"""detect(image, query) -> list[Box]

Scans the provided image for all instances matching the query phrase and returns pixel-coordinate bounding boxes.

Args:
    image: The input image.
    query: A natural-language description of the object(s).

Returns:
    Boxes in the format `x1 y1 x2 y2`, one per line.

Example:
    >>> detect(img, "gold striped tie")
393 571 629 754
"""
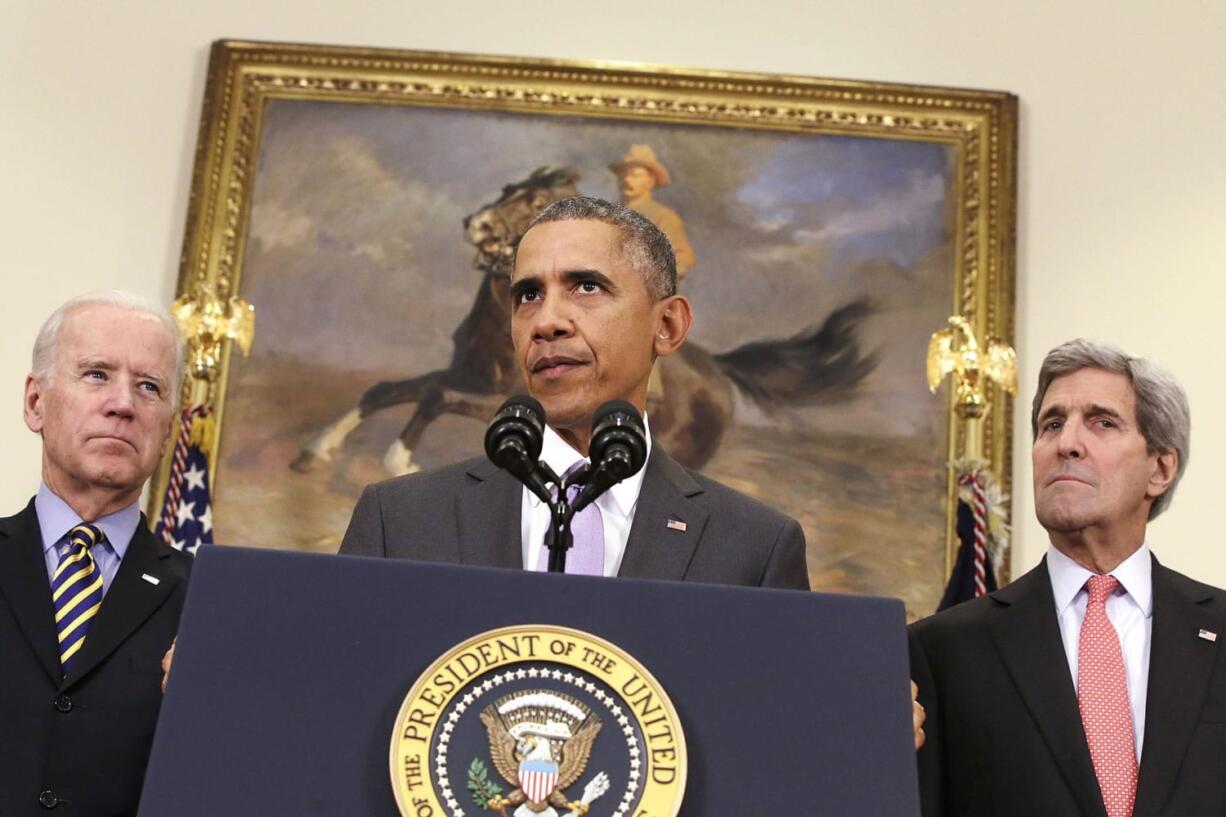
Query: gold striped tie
53 523 106 676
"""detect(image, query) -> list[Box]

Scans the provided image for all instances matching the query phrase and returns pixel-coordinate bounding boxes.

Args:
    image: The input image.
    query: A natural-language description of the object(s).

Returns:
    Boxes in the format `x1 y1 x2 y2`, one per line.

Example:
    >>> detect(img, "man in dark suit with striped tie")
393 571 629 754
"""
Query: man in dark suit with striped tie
0 291 193 816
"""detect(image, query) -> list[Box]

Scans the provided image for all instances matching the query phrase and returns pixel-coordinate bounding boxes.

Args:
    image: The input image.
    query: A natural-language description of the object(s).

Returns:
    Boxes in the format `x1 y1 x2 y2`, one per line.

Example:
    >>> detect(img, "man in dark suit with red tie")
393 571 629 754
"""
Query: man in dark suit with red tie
0 292 193 816
911 339 1226 817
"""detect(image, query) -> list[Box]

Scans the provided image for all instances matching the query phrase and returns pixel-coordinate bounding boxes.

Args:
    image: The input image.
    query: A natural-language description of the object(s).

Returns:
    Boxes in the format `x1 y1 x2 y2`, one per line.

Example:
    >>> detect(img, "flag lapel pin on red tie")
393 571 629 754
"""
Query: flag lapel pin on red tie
666 518 687 532
1198 629 1217 642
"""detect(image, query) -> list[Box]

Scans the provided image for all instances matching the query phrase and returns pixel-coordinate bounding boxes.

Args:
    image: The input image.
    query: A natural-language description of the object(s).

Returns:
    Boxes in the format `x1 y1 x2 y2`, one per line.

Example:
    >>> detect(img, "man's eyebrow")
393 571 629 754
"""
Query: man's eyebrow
135 370 169 386
1038 402 1125 424
562 268 617 291
509 269 617 300
1037 403 1066 425
508 275 541 302
75 359 168 385
1085 403 1125 422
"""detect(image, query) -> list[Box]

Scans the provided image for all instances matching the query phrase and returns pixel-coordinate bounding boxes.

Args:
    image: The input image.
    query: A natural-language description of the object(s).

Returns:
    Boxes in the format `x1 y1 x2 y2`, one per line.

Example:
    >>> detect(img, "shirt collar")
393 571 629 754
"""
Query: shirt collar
1047 540 1153 619
35 483 140 560
529 415 653 519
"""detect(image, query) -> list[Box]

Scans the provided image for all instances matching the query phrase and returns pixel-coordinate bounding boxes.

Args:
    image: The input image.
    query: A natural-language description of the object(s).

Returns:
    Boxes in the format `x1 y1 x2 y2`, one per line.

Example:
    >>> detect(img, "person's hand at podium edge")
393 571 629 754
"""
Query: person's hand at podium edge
161 638 176 693
912 680 926 749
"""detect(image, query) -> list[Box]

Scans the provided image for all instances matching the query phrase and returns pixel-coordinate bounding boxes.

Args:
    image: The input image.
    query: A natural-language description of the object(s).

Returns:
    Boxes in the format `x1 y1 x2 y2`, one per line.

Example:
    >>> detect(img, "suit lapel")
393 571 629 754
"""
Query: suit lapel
987 561 1108 817
455 460 523 569
1133 559 1220 817
0 501 63 684
63 522 179 688
618 447 708 582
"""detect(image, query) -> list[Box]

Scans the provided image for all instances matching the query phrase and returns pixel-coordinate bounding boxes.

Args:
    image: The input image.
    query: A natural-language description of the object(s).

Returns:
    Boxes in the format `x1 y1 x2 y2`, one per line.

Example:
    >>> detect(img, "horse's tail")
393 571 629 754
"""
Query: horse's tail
713 298 878 410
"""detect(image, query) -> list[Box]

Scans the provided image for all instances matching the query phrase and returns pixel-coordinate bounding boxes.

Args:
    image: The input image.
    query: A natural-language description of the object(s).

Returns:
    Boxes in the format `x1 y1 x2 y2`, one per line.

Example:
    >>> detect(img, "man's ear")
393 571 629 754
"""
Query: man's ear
23 375 45 434
653 295 693 359
1147 449 1178 500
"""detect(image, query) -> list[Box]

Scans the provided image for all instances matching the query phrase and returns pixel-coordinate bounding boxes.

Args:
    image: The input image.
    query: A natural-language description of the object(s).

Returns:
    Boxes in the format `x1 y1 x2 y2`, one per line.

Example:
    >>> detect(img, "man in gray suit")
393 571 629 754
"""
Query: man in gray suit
340 196 809 589
911 340 1225 816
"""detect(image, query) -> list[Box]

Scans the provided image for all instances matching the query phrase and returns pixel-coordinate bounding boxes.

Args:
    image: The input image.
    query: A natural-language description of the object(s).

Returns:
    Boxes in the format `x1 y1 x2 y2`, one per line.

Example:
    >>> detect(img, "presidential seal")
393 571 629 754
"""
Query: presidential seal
390 625 686 817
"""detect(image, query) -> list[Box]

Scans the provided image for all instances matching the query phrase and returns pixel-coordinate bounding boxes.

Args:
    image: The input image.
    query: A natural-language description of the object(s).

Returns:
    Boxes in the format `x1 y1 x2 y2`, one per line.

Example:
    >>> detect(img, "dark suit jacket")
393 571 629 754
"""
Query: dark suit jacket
340 445 810 590
0 500 193 817
909 557 1226 817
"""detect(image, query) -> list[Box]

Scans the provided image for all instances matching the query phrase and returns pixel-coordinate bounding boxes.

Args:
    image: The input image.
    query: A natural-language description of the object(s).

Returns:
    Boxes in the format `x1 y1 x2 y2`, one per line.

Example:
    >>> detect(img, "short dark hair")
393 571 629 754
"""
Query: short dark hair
522 196 677 299
1031 338 1190 520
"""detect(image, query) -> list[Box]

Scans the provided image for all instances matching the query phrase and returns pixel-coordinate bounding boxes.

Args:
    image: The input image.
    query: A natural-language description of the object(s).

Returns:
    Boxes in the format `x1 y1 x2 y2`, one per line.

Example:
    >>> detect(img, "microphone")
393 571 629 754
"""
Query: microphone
570 401 648 513
484 395 552 504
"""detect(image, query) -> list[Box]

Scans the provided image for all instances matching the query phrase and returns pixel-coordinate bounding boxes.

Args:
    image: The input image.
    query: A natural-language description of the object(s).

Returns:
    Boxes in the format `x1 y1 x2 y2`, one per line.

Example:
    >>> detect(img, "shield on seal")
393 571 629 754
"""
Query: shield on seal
519 758 559 804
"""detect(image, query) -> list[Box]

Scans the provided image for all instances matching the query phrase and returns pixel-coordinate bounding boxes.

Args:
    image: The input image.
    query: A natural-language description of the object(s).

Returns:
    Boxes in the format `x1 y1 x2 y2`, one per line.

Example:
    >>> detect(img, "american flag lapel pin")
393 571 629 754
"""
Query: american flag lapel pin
1198 629 1217 642
666 518 687 532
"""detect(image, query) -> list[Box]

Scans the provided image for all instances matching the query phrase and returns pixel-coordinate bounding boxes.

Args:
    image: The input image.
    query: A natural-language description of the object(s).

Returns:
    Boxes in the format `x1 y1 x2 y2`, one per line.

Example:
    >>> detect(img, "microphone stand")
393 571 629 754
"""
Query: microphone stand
543 463 590 574
544 501 574 573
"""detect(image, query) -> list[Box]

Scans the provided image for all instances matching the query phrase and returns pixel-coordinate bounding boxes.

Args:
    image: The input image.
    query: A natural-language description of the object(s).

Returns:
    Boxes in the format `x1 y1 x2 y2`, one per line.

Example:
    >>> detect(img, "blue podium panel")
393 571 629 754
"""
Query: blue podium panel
140 546 918 816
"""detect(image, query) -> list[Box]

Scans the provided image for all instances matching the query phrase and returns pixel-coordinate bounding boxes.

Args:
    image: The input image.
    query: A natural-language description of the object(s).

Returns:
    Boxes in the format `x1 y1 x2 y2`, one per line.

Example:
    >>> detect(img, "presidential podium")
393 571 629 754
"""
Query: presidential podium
139 546 920 816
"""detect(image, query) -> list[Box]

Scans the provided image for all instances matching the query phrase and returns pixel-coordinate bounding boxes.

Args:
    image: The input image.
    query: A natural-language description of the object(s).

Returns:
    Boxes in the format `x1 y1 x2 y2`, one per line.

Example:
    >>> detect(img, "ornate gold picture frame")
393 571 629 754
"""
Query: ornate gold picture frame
154 39 1017 616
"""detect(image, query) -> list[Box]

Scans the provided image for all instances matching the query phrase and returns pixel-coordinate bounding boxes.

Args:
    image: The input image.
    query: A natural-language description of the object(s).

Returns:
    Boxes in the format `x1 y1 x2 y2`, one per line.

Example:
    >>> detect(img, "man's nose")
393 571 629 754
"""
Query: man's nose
104 377 137 418
1055 422 1086 459
532 292 574 340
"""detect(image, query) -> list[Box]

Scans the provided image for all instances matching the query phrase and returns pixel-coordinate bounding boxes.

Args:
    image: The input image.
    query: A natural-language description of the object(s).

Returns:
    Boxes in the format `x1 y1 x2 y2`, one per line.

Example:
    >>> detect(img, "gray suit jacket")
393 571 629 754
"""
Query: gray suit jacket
910 557 1226 817
340 445 810 590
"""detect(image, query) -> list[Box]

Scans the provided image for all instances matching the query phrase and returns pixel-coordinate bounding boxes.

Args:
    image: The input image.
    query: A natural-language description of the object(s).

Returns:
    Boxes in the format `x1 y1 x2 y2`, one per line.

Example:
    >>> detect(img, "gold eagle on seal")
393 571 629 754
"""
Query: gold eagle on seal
479 690 606 816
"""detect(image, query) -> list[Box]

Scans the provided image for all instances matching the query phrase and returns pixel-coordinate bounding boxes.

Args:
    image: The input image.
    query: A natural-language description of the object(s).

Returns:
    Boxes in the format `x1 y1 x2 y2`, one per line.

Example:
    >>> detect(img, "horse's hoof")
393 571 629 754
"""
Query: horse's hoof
383 441 422 476
289 451 324 473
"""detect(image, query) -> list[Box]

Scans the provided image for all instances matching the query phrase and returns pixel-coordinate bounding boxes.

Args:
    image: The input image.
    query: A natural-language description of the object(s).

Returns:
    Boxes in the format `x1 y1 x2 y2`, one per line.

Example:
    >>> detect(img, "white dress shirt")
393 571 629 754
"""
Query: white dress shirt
520 419 651 577
1047 542 1153 759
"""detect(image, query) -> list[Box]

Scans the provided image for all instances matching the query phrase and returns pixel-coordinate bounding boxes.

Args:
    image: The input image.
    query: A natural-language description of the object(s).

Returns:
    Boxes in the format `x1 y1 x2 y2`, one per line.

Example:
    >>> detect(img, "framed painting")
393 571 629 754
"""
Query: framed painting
154 40 1017 617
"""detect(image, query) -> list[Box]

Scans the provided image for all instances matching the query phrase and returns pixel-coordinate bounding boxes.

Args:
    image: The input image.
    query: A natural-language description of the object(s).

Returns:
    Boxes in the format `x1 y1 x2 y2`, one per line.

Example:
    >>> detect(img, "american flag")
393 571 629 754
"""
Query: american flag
155 404 214 554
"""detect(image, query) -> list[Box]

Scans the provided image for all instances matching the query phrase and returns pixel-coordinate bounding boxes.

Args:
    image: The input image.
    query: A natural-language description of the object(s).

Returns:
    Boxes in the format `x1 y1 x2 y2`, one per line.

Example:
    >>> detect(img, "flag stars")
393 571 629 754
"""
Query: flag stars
175 500 197 527
182 463 207 492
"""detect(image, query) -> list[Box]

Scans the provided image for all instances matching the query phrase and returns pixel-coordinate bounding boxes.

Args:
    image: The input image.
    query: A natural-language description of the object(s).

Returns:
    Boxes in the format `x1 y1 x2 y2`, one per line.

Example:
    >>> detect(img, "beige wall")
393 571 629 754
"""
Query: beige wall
3 1 1223 587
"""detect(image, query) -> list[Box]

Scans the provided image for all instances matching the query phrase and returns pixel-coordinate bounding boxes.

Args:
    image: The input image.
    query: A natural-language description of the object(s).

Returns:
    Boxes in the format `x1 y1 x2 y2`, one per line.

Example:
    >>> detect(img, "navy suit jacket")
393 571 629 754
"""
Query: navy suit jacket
0 500 192 817
910 556 1226 817
339 445 810 590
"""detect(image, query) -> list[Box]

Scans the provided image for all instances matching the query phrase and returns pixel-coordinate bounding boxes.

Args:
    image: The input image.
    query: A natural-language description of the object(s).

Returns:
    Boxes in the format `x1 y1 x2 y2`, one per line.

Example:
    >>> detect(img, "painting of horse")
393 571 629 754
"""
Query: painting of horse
291 166 878 476
211 98 956 615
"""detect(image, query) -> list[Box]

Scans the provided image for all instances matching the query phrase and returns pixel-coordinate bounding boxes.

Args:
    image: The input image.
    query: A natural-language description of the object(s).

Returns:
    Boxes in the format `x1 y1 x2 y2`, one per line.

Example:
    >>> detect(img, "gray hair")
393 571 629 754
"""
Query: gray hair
32 290 186 397
1031 338 1190 519
522 196 677 300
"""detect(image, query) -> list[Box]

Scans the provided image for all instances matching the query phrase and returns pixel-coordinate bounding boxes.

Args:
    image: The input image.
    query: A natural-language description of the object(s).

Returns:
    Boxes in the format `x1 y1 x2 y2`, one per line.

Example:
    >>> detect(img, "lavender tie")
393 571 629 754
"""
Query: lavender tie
538 462 605 576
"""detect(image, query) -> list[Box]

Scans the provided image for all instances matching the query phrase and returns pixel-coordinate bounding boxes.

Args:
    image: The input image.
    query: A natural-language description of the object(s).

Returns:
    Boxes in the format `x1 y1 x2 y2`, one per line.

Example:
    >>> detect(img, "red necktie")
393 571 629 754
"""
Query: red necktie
1078 574 1137 817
